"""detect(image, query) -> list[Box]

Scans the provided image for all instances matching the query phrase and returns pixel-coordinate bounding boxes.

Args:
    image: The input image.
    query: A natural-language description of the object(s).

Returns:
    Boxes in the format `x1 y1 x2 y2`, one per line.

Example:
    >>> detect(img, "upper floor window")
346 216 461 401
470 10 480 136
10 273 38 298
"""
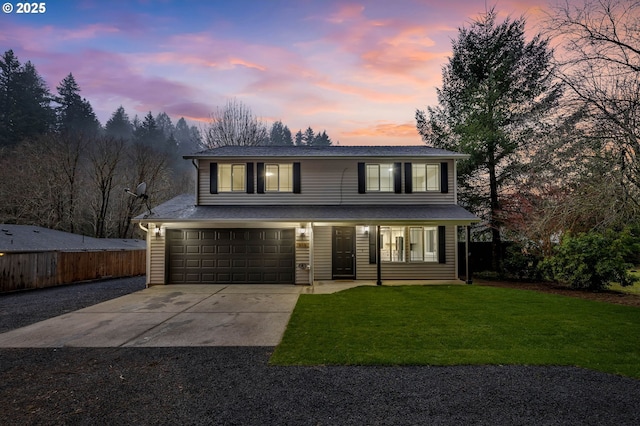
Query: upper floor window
366 163 394 192
265 163 293 192
358 162 401 194
218 164 246 192
412 164 440 192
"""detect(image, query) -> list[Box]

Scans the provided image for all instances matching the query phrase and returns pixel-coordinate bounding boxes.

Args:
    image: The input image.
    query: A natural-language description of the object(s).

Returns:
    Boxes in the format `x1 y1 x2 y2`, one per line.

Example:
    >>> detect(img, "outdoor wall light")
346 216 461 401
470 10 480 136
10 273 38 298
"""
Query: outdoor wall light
298 227 307 238
364 226 370 235
154 226 163 239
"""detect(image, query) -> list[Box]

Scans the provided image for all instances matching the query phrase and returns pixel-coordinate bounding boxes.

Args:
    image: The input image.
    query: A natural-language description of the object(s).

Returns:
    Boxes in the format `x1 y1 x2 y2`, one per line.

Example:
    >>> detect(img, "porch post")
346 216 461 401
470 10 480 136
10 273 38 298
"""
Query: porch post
465 225 473 284
376 224 382 286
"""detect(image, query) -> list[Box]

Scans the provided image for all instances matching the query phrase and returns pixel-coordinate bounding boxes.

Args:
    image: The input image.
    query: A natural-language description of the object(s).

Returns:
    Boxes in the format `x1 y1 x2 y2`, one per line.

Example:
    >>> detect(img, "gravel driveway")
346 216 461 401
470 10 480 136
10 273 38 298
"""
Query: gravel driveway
1 278 639 425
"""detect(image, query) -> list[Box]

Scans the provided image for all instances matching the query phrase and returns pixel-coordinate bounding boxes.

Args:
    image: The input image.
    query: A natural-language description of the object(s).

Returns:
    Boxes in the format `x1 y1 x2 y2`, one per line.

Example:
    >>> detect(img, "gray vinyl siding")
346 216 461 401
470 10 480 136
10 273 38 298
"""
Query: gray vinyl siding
148 225 166 285
312 226 332 280
355 225 457 281
295 233 310 285
198 158 455 206
315 225 457 282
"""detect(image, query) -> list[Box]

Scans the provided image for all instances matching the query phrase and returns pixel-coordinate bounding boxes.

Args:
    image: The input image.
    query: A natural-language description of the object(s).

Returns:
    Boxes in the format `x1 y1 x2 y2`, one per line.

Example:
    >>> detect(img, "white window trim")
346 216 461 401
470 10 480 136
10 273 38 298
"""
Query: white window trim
265 163 293 192
380 226 439 263
218 163 246 192
412 163 440 192
366 163 394 192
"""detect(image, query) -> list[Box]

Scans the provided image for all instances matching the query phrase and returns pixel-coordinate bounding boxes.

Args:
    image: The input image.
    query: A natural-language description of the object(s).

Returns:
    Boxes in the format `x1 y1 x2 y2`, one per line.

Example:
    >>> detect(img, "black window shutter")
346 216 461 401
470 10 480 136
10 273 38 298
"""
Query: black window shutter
440 162 449 193
246 163 254 193
404 163 412 193
394 162 402 193
438 226 446 264
257 162 265 194
357 162 366 194
369 228 377 264
209 163 218 194
293 162 301 193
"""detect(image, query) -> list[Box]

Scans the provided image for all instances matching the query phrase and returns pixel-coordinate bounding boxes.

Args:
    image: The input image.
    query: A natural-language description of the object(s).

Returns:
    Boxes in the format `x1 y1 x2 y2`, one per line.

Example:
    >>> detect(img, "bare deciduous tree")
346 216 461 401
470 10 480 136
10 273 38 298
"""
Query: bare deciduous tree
87 136 125 238
547 0 640 211
203 98 268 148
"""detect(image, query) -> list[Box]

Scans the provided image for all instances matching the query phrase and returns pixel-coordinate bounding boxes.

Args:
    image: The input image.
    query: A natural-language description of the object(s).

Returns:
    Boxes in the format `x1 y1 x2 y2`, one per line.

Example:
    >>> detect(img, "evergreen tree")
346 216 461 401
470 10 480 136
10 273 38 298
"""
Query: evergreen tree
302 127 315 146
0 50 54 146
105 106 133 141
294 130 303 146
311 130 332 146
134 111 164 146
269 120 293 145
155 112 175 140
175 117 201 154
55 73 100 135
416 8 562 270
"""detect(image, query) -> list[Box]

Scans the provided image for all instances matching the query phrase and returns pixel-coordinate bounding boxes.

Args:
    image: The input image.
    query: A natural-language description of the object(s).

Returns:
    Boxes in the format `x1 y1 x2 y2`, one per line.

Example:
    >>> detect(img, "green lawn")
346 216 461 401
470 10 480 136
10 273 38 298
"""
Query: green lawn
611 267 640 295
271 285 640 378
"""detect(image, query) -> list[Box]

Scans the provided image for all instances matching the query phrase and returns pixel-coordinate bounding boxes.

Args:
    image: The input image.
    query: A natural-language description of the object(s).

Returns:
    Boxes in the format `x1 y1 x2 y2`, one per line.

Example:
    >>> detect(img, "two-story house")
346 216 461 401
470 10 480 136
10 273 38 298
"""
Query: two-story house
133 145 478 286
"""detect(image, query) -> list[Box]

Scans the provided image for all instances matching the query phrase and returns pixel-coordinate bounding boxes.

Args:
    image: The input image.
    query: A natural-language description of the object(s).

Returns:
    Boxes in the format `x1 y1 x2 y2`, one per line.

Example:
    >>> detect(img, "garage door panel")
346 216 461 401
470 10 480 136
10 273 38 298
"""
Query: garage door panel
186 259 200 268
167 228 294 284
186 245 200 254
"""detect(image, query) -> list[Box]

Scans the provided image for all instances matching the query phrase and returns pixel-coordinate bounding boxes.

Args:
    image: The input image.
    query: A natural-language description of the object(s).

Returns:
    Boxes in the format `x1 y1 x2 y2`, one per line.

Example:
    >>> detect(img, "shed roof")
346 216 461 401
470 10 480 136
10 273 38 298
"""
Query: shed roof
133 194 479 224
184 145 469 159
0 225 145 253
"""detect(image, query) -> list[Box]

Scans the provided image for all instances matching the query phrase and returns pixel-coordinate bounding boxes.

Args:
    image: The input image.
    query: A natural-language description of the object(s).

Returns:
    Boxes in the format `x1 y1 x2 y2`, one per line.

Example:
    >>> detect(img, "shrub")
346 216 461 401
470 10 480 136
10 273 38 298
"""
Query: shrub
502 243 543 281
541 229 639 291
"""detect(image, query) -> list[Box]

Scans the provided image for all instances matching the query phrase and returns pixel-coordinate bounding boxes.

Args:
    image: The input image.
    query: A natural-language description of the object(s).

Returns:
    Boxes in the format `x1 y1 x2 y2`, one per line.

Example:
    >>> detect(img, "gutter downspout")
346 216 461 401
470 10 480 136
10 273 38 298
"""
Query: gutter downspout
192 159 199 205
139 222 151 288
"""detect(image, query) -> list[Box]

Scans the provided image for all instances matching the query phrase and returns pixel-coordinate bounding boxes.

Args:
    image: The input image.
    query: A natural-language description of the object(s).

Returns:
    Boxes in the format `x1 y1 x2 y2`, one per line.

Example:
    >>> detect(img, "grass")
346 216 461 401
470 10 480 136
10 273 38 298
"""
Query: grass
610 267 640 295
270 285 640 378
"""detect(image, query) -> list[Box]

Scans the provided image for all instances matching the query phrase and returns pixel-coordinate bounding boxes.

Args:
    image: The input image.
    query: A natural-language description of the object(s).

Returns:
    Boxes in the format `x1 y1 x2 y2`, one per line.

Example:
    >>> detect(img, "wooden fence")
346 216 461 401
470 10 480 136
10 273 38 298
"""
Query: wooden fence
0 250 146 293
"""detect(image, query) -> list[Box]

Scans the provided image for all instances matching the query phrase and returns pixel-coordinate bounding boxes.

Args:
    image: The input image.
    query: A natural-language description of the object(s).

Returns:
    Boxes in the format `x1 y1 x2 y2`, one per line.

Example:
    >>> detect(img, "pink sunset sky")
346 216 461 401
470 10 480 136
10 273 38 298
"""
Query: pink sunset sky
2 0 566 145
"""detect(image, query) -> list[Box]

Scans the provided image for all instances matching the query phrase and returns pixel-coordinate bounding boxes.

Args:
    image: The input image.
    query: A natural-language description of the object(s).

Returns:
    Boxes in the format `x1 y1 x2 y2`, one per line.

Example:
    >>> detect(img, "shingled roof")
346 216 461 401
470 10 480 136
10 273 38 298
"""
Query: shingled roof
134 194 479 224
0 225 145 253
184 145 469 159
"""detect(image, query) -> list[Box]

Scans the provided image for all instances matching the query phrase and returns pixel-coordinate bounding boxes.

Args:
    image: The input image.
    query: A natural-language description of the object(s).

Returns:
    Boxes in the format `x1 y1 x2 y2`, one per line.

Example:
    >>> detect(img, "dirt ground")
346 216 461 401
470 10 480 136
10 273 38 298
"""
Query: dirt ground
477 280 640 307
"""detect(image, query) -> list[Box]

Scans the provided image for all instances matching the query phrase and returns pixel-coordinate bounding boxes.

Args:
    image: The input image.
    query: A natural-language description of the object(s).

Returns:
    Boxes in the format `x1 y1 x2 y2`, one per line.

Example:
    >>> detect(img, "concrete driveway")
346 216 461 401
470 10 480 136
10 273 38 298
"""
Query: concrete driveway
0 284 336 348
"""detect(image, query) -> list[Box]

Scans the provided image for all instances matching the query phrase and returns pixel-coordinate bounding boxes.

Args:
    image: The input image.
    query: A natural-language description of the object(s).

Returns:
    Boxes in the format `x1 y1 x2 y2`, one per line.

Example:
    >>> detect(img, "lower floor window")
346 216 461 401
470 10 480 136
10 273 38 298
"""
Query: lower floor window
380 226 438 263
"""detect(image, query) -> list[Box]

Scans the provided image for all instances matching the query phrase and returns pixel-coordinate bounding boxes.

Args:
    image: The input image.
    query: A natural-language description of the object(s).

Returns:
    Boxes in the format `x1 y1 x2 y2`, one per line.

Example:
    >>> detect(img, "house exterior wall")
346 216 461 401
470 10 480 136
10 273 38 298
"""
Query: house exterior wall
148 224 166 286
197 158 455 206
312 225 332 280
314 224 458 282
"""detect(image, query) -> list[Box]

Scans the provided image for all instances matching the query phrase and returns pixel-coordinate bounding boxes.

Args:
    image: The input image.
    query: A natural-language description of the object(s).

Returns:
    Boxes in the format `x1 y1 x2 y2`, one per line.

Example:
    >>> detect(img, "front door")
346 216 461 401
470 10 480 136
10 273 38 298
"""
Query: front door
332 226 356 279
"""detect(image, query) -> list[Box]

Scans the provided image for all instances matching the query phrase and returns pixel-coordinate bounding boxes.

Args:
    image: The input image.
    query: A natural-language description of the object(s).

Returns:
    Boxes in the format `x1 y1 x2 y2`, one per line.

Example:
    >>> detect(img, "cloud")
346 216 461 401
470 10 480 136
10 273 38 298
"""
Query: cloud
342 121 420 138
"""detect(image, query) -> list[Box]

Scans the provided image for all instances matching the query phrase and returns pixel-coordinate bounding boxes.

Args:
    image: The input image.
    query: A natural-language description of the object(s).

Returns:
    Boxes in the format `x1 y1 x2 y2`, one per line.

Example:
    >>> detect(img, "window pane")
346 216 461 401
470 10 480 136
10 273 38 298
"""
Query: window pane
424 227 437 261
426 164 439 191
279 164 292 192
265 164 279 191
380 164 394 192
380 226 405 262
218 164 232 192
366 164 379 191
409 227 423 261
231 164 245 191
412 164 426 192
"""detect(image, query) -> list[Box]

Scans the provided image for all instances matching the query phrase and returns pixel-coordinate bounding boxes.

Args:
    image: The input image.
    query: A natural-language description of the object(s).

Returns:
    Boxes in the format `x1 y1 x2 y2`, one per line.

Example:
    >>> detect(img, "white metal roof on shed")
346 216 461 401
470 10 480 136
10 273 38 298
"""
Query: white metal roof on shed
0 225 145 253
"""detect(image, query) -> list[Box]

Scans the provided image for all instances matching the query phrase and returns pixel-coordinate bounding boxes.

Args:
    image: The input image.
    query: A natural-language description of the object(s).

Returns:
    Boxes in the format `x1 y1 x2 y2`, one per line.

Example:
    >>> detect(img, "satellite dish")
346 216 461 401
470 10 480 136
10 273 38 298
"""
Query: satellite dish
136 182 147 197
124 182 152 216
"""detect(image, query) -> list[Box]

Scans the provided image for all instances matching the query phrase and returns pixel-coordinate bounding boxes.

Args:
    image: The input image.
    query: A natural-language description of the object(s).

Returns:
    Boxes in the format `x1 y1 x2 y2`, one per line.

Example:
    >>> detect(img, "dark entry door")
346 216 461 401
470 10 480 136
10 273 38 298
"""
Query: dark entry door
332 227 356 279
